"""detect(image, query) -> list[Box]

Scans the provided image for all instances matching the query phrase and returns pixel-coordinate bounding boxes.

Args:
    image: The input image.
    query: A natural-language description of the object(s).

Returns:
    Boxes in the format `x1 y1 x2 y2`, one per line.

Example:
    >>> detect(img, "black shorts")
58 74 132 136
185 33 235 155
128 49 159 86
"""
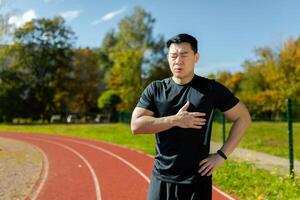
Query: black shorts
147 175 212 200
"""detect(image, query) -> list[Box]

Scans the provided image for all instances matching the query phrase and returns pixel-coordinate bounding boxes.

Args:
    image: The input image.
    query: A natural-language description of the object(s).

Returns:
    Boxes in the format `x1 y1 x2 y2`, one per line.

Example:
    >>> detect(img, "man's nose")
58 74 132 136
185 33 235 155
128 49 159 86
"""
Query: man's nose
175 55 183 64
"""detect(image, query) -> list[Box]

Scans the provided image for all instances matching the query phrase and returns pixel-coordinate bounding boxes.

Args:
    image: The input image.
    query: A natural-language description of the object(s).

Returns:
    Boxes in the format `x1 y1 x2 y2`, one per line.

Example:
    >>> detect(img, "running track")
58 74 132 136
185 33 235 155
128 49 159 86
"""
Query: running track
0 132 237 200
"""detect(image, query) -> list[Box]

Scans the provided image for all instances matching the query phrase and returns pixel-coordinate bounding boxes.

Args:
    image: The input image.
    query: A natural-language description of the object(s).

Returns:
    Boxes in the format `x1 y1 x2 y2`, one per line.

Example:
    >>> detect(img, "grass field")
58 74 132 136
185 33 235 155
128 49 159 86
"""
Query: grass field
212 121 300 161
0 123 299 199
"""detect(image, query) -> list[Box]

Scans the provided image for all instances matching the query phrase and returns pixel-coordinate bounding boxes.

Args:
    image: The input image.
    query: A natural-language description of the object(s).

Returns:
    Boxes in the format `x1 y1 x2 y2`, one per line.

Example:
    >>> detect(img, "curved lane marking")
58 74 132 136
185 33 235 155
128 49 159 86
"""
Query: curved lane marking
30 145 49 200
59 136 236 200
57 137 151 183
26 136 102 200
25 134 236 200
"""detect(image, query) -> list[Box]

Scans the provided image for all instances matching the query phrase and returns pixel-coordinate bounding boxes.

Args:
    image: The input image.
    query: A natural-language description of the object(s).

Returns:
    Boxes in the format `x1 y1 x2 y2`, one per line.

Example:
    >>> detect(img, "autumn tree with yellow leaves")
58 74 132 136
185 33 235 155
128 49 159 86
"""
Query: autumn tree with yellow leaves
213 37 300 120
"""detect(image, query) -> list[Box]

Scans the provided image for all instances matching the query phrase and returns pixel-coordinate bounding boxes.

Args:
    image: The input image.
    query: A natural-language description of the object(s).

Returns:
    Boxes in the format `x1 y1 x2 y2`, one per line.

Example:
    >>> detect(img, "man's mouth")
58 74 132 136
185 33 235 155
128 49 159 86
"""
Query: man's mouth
174 68 183 72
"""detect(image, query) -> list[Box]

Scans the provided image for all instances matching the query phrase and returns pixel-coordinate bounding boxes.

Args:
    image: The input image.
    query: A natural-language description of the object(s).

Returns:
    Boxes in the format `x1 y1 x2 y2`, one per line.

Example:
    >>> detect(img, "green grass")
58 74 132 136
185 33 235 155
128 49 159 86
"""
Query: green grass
213 160 300 200
212 121 300 161
0 123 299 199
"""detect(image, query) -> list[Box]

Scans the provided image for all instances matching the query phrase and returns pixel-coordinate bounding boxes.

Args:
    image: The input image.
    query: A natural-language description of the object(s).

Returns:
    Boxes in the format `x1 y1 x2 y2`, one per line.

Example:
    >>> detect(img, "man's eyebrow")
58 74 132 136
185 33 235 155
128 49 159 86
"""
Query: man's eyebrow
169 51 189 54
179 51 188 54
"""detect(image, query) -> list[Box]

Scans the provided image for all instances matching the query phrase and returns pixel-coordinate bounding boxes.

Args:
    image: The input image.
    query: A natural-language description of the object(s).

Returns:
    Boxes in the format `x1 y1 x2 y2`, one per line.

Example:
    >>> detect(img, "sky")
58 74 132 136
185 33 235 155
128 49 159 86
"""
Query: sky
1 0 300 76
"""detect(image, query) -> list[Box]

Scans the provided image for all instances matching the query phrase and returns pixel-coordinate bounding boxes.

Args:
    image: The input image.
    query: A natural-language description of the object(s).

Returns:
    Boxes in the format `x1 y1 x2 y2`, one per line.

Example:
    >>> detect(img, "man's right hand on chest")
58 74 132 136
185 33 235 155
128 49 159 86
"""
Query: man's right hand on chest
172 101 206 129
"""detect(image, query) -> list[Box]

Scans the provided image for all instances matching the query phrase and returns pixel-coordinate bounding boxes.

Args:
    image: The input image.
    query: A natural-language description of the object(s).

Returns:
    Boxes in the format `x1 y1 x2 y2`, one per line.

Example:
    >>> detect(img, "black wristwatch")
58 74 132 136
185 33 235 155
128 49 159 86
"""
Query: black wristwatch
217 150 227 160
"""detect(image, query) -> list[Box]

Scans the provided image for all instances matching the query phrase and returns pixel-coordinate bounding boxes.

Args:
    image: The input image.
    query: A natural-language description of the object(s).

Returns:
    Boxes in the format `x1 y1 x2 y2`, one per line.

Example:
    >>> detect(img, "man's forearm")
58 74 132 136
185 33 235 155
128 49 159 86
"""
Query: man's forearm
131 103 205 134
131 115 176 134
220 115 251 156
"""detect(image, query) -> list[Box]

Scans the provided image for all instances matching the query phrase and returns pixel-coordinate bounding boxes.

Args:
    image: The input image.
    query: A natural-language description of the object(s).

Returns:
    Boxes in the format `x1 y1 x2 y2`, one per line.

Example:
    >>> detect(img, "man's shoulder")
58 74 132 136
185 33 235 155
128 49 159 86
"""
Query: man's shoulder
192 75 216 90
194 75 214 83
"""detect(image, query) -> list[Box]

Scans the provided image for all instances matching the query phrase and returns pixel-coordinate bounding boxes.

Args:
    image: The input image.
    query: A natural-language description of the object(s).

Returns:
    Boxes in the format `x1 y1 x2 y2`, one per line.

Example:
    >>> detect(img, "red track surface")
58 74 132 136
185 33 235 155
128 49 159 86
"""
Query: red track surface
0 132 236 200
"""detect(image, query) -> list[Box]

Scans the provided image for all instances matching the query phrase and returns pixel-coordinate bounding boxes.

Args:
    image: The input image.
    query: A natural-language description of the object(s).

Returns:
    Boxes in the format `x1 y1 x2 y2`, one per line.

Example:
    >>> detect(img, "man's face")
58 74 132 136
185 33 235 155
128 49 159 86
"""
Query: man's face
167 42 200 81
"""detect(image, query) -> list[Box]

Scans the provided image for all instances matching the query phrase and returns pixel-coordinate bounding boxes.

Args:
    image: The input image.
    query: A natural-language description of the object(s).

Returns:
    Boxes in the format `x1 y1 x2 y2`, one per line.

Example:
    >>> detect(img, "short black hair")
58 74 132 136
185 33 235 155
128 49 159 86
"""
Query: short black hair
166 33 198 53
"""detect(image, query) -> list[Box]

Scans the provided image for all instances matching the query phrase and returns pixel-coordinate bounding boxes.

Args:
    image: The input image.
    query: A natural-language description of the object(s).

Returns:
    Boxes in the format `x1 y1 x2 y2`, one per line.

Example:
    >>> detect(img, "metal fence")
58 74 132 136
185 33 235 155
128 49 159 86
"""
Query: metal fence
118 112 132 123
214 98 299 180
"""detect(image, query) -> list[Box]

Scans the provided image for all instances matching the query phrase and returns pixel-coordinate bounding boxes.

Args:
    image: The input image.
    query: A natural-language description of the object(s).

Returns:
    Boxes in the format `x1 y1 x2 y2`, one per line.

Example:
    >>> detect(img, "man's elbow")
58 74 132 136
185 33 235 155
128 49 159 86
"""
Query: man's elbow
245 112 252 129
241 110 252 130
131 126 139 135
232 110 252 129
131 121 142 135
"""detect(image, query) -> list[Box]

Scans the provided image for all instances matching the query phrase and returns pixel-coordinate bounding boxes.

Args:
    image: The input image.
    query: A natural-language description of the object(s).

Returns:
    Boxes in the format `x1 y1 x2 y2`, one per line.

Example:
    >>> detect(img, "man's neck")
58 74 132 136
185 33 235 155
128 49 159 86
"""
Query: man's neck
172 74 195 85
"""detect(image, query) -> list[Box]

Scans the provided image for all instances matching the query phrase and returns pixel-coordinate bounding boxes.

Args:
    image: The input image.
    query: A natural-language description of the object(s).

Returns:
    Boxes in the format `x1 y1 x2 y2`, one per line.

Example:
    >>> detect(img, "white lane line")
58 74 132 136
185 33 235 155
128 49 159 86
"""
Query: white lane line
86 139 154 159
62 137 236 200
26 137 102 200
56 137 151 183
32 134 236 200
88 139 237 200
29 145 49 200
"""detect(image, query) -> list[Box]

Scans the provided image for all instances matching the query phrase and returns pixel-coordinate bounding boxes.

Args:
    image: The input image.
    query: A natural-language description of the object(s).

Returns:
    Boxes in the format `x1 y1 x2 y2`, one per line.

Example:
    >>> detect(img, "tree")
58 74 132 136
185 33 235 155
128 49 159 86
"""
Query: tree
143 35 171 85
95 30 117 85
0 0 11 42
97 90 121 122
237 38 300 120
207 36 300 120
97 7 168 111
0 16 76 121
279 38 300 100
109 49 143 111
67 48 102 114
0 59 29 121
209 70 243 95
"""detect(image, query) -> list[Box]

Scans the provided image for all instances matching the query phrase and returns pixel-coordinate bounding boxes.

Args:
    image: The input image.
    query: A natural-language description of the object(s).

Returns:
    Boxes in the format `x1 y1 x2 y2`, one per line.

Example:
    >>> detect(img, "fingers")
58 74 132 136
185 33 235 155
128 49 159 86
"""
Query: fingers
191 125 202 129
199 160 208 174
190 112 206 117
200 166 212 176
179 101 190 112
192 118 206 125
188 117 206 129
176 102 207 129
199 158 208 166
190 113 207 126
198 161 212 176
207 171 213 176
198 155 225 176
177 114 206 129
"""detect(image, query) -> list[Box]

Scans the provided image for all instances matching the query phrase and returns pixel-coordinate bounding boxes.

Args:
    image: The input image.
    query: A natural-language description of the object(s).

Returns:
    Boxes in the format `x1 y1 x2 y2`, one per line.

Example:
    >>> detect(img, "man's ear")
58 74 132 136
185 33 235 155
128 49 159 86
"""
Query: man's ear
195 52 200 62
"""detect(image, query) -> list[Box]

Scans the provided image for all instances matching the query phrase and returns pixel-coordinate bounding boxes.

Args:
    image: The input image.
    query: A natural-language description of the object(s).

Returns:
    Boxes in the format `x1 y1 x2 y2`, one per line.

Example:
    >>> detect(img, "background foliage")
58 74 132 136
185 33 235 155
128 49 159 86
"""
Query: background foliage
0 6 300 122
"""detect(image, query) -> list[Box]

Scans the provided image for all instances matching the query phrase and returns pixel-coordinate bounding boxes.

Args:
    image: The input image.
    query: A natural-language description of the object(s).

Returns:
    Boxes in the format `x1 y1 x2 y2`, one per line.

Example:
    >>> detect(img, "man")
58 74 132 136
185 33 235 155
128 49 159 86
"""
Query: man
131 33 251 200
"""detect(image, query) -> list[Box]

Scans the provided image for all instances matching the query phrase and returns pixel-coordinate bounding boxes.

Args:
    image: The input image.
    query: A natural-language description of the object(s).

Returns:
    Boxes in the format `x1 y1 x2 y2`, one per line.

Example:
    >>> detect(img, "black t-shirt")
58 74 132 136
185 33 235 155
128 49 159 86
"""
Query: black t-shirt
136 75 239 184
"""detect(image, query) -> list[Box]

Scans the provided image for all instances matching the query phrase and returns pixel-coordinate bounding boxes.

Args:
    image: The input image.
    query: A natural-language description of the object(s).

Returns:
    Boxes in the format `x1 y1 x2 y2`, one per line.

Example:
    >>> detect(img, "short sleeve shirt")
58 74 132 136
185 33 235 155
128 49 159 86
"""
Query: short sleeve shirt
136 75 239 183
